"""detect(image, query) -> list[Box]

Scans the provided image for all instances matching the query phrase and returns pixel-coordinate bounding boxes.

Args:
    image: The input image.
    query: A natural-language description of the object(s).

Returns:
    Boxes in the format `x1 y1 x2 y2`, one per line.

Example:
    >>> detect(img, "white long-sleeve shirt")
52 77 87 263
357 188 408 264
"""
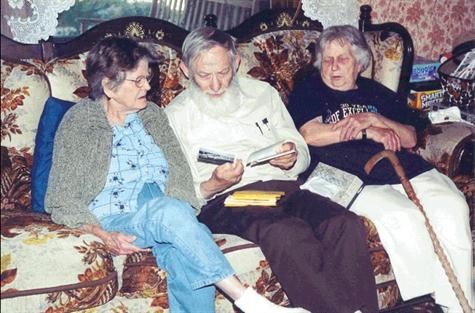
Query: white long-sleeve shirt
166 77 310 200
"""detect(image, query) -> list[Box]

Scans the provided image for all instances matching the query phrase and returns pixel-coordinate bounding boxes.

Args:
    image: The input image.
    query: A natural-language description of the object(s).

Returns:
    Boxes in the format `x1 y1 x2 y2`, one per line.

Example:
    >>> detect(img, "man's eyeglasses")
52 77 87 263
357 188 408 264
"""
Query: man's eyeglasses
124 72 154 88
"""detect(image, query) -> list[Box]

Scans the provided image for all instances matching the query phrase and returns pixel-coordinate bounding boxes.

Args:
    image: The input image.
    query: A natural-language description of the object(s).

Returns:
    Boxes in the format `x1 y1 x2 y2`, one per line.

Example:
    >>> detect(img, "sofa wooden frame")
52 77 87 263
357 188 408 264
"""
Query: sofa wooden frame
1 5 414 98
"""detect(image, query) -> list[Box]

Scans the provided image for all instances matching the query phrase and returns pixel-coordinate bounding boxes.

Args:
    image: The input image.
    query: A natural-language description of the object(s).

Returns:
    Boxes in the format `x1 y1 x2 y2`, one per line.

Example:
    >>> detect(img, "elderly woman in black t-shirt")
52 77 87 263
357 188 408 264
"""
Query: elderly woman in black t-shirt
288 25 473 313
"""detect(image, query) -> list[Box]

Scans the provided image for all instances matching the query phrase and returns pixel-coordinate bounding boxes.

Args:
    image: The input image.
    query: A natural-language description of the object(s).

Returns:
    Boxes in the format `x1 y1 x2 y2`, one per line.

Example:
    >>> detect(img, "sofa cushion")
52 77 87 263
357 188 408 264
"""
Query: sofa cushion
1 59 51 213
117 234 289 311
1 60 50 153
115 220 400 310
45 54 89 102
45 44 186 107
237 29 321 105
363 31 405 93
143 43 188 107
31 97 75 213
0 211 118 313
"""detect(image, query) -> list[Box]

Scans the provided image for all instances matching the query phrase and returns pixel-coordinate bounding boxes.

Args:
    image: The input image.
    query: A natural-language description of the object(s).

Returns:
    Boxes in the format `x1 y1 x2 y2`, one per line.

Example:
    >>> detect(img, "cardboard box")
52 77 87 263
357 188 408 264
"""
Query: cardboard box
409 89 444 110
410 57 440 82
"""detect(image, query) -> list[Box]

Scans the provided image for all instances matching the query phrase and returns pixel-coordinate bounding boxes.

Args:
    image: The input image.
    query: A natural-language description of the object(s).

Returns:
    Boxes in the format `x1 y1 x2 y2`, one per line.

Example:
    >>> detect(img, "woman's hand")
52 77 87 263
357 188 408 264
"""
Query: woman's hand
367 126 401 151
100 231 145 255
333 112 377 141
82 224 145 255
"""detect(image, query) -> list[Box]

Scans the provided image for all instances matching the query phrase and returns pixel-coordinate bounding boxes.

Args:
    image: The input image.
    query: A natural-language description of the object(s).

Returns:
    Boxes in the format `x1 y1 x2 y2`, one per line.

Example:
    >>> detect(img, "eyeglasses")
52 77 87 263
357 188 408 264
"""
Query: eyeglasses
124 72 154 88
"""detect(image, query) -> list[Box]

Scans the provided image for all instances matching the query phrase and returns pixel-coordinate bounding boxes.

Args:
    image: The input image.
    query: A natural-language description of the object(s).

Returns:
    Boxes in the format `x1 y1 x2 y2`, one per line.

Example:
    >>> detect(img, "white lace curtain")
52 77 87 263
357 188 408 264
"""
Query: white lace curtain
0 0 359 43
301 0 358 28
1 0 75 43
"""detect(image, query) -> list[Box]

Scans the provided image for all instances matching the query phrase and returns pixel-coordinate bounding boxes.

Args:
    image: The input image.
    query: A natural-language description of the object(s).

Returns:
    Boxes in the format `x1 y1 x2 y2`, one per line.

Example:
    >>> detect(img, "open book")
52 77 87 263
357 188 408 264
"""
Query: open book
197 140 295 167
300 162 364 209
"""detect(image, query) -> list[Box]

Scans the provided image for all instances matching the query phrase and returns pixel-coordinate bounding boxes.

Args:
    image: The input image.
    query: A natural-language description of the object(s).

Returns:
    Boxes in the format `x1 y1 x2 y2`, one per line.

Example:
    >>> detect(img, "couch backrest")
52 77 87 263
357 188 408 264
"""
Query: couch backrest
229 9 323 105
0 6 413 212
226 6 413 104
0 17 188 212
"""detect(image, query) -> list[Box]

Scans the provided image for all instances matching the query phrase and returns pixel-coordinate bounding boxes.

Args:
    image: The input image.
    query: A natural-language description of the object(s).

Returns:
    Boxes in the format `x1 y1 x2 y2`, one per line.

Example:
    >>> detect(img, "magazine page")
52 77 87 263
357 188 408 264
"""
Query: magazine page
198 140 295 167
197 147 235 165
300 162 364 208
246 140 296 167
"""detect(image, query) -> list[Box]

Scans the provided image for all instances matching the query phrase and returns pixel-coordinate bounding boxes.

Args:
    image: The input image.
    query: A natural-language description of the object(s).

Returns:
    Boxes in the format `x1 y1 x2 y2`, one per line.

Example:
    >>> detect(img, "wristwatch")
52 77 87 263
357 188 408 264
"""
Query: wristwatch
361 128 367 140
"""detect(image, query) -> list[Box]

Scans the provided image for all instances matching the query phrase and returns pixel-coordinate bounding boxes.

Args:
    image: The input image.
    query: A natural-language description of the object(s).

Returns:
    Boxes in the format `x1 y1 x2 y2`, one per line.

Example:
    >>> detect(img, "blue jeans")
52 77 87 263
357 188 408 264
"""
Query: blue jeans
99 183 234 313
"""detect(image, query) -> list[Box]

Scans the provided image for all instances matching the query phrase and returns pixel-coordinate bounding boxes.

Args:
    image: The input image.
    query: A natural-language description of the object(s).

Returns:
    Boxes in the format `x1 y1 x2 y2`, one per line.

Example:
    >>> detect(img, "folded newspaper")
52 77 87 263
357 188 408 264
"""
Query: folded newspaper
300 162 364 208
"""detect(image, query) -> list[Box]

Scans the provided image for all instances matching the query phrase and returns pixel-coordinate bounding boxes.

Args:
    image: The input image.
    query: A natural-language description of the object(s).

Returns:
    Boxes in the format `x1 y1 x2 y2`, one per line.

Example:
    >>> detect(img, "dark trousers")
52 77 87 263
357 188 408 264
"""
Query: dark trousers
198 180 379 313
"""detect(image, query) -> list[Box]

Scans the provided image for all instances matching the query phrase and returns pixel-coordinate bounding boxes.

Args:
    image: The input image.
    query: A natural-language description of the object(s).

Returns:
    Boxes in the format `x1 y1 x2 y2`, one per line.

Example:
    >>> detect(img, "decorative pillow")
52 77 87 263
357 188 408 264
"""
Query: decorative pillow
31 97 75 213
363 31 404 93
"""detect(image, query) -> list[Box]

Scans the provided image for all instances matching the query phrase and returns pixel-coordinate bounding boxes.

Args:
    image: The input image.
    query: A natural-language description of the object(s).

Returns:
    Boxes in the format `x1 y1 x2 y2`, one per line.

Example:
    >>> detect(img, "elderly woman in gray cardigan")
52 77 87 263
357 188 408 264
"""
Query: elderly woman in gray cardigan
45 36 308 313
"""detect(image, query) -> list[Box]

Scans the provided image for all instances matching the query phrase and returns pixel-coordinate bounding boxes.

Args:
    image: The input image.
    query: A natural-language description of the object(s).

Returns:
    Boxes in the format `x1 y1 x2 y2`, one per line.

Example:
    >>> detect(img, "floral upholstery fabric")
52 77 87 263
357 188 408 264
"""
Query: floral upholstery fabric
44 55 89 102
415 122 475 225
0 36 403 311
1 211 117 313
147 44 187 107
237 29 320 105
43 44 187 108
1 60 49 152
117 234 291 311
237 29 404 103
0 207 289 313
363 31 404 93
1 60 48 213
416 122 475 177
2 16 463 312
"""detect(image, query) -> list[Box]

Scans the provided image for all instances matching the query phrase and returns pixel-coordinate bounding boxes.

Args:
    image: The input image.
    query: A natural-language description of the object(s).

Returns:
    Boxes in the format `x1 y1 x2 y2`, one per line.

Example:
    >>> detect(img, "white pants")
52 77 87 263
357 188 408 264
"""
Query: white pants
351 169 473 312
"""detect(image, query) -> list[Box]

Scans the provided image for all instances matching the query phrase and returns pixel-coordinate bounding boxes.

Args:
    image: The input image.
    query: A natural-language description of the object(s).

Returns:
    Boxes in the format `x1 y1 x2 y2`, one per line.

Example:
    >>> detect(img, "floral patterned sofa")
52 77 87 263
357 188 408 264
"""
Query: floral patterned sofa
1 6 473 313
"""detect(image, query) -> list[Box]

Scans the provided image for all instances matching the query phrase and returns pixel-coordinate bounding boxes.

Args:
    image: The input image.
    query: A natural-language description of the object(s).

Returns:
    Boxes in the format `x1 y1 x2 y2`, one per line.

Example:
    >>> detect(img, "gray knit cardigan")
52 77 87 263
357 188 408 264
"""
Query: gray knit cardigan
45 97 204 228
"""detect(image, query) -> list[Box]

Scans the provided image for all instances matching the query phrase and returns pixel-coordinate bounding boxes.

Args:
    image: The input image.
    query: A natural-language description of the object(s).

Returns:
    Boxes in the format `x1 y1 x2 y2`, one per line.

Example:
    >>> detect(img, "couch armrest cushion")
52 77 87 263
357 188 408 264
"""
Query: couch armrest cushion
1 211 118 312
31 97 75 213
415 122 475 176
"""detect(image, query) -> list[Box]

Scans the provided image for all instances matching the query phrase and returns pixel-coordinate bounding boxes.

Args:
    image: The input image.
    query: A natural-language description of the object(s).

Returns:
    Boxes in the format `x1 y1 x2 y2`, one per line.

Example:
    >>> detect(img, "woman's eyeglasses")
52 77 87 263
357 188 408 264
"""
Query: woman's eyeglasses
124 72 154 88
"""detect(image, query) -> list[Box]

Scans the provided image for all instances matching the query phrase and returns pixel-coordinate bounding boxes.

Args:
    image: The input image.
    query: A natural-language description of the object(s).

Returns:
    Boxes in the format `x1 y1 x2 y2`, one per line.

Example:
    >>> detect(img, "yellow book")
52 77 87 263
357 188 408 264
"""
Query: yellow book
224 190 285 207
232 190 285 196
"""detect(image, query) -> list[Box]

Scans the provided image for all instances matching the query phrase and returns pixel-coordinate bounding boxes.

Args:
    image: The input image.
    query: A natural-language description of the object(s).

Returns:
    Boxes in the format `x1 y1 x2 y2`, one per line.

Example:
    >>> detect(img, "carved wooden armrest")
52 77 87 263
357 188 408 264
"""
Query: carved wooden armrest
414 122 474 177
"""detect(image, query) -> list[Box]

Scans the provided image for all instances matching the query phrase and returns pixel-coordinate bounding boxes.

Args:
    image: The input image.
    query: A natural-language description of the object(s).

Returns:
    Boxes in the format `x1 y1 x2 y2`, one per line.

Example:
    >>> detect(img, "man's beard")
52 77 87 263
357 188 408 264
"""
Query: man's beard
188 78 243 119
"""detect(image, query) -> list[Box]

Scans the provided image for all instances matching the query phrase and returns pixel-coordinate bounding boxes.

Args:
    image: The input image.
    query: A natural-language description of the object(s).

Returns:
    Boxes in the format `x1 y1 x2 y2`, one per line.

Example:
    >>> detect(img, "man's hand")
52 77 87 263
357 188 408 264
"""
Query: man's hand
367 126 401 151
200 160 244 199
333 112 377 141
82 224 145 255
269 142 297 170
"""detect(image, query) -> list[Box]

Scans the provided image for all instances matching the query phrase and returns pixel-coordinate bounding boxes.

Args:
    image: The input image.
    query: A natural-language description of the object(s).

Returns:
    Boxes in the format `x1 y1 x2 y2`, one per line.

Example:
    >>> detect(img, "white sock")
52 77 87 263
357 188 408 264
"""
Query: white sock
234 287 311 313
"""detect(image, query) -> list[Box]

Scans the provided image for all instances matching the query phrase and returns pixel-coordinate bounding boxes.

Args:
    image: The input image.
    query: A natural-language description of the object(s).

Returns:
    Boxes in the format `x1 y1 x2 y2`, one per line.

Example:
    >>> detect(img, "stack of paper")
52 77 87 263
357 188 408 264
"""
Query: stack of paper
224 190 285 207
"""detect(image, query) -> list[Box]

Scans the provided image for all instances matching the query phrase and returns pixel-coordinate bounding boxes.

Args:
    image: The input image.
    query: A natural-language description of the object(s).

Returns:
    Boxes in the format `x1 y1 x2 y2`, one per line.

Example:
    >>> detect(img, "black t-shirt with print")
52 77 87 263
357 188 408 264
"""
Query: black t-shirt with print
288 73 432 185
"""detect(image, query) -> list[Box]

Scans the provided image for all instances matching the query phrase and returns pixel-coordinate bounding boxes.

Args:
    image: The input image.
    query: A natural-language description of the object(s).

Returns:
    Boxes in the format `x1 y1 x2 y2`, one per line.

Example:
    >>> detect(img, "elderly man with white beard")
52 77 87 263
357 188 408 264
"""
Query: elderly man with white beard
165 27 379 313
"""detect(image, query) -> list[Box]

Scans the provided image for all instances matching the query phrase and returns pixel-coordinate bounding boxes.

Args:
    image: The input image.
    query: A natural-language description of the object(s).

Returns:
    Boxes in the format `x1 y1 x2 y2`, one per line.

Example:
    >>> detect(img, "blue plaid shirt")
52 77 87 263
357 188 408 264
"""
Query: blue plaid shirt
89 113 169 219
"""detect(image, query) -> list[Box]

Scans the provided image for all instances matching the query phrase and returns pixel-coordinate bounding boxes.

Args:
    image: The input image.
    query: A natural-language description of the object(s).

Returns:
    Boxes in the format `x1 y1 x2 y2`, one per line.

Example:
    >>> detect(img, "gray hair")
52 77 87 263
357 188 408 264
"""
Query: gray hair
314 25 371 73
182 27 238 73
85 36 156 100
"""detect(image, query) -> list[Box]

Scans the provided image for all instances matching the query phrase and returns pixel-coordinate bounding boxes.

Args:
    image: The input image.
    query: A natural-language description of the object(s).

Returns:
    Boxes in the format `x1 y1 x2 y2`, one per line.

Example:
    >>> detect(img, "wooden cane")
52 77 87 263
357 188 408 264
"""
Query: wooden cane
364 150 472 313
